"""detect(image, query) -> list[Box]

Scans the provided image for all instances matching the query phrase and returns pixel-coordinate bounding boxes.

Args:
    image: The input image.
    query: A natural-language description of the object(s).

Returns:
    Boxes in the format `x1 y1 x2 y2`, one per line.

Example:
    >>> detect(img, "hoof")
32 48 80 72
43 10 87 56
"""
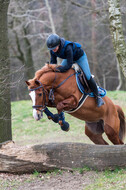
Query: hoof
52 114 59 123
60 121 70 132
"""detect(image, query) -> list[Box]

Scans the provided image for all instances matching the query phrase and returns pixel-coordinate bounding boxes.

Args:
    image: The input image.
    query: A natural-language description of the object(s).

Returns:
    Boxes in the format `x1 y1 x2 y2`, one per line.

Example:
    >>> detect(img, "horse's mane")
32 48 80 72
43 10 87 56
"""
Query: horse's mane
34 63 57 80
33 63 75 82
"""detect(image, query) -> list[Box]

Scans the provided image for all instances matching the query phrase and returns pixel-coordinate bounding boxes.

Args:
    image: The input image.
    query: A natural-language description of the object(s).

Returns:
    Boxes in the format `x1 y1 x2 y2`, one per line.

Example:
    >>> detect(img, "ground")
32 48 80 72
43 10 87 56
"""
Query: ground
1 92 125 189
0 170 97 190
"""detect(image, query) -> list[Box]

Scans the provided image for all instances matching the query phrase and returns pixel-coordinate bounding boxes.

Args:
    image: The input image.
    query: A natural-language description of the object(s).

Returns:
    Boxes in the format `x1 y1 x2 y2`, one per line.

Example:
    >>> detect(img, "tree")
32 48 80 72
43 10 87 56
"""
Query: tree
8 0 126 97
8 0 51 100
60 0 70 39
45 0 56 33
0 0 12 143
108 0 126 78
70 0 126 89
91 0 98 79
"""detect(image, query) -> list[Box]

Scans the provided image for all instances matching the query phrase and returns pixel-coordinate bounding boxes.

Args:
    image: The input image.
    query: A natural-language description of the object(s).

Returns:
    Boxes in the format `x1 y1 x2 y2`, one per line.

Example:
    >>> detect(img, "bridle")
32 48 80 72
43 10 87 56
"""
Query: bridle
29 80 48 112
29 72 76 112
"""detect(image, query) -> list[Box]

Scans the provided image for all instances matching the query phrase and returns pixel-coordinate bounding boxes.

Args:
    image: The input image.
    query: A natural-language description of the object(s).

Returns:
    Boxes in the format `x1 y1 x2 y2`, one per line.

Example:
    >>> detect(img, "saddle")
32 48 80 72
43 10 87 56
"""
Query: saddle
72 64 91 94
73 64 106 97
78 71 91 93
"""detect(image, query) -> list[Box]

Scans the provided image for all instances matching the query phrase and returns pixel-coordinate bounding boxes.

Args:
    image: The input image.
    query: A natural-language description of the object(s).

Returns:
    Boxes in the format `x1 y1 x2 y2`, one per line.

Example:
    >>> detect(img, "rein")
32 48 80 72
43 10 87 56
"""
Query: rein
54 72 75 90
29 71 75 111
48 72 75 103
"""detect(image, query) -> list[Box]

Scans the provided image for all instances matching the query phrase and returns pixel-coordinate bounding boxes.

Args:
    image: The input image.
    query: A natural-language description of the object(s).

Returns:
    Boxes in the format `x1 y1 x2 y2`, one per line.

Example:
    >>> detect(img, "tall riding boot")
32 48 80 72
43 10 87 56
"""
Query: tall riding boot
87 77 105 107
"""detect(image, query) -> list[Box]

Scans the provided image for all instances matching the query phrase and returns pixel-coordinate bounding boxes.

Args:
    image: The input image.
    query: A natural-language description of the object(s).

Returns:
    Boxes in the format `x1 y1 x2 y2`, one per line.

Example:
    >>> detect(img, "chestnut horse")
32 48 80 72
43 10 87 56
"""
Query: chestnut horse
26 64 126 145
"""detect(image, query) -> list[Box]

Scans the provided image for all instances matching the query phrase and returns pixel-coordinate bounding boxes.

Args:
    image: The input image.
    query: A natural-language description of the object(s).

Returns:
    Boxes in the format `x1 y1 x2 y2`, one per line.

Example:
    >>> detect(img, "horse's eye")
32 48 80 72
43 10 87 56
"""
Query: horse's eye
39 93 42 97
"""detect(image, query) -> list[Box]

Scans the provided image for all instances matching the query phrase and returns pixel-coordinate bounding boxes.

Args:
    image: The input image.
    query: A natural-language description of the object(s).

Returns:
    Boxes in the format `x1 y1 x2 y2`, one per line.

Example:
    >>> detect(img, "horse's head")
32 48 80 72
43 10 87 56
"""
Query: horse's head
26 79 48 121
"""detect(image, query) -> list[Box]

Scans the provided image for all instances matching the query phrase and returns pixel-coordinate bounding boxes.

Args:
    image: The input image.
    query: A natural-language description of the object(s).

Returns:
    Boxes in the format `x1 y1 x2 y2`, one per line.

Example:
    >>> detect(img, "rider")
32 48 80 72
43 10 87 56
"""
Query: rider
46 33 104 107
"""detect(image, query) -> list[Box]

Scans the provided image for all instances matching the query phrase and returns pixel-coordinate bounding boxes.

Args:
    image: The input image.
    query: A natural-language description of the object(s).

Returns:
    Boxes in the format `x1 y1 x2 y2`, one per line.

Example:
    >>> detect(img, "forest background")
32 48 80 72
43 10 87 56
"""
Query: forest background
8 0 126 101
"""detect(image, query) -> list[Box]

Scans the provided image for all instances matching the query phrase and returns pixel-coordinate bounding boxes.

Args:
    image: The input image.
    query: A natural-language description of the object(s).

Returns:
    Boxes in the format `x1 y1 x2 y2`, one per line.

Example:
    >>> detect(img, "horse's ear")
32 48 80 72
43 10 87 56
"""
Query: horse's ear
35 80 41 86
25 81 30 86
45 62 50 67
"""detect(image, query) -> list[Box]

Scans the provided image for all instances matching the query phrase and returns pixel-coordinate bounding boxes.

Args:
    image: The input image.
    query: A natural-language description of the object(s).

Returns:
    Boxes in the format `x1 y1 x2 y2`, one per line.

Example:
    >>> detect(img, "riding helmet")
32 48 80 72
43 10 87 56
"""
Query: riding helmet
46 34 61 50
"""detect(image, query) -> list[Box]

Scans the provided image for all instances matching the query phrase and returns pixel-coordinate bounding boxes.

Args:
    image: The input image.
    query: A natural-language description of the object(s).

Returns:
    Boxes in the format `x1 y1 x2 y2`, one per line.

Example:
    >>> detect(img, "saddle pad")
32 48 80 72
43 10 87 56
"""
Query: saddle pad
76 72 106 97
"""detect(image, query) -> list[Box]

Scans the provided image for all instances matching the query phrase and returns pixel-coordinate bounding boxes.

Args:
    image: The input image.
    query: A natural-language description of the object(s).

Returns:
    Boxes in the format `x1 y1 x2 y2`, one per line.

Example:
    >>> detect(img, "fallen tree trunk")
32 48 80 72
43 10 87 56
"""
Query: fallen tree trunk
0 141 126 173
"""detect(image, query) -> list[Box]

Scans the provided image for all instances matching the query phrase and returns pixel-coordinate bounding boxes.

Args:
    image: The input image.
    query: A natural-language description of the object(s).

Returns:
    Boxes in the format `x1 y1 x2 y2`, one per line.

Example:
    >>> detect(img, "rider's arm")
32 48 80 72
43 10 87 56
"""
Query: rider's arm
57 45 73 72
50 50 57 64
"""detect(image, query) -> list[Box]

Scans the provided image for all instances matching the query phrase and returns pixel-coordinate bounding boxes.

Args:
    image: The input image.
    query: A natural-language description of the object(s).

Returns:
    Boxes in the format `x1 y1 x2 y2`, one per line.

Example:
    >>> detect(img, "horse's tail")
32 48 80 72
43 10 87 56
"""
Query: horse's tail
116 105 126 142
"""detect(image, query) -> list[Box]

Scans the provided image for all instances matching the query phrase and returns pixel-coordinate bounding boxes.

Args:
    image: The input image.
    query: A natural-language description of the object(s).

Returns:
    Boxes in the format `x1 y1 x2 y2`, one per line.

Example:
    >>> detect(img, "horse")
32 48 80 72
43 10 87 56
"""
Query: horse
26 64 126 145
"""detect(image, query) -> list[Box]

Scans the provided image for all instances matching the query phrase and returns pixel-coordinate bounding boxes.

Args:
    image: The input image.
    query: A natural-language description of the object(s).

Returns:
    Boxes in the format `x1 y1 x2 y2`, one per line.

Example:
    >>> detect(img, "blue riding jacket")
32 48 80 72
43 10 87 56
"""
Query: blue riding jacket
50 38 84 72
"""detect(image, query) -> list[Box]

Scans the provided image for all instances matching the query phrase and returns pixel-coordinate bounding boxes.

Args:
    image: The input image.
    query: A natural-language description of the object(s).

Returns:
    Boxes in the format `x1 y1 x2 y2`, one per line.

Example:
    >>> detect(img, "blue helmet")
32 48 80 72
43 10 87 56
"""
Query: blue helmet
46 34 61 50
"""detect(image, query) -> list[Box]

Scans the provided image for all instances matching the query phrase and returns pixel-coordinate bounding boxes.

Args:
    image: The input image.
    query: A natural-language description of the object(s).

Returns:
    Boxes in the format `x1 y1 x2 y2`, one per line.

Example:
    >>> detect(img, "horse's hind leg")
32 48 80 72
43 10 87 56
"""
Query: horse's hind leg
85 121 108 145
104 117 123 145
104 121 124 145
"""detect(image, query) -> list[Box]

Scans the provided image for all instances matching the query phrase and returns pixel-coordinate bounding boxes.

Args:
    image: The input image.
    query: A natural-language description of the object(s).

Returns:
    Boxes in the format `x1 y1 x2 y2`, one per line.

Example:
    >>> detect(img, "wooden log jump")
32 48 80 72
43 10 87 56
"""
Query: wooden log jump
0 141 126 173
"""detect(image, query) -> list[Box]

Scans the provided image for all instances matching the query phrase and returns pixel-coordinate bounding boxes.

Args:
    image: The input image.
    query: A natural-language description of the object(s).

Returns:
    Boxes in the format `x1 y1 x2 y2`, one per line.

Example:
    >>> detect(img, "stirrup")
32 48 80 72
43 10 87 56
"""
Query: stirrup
96 96 105 107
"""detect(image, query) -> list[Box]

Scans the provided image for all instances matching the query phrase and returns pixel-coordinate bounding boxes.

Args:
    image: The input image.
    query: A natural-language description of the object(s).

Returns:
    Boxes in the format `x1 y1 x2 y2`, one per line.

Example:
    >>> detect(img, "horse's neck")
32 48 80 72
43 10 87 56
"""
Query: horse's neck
40 69 74 88
40 72 57 87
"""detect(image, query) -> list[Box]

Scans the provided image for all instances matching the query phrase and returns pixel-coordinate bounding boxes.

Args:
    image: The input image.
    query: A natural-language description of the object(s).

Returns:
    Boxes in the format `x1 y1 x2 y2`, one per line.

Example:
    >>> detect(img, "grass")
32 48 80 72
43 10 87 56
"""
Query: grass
11 100 87 145
85 168 126 190
11 91 126 145
107 91 126 113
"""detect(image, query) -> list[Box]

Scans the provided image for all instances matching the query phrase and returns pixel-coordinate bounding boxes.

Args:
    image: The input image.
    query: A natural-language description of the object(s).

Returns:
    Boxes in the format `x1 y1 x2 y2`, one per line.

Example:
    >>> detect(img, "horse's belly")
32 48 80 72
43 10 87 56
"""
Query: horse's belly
70 108 104 122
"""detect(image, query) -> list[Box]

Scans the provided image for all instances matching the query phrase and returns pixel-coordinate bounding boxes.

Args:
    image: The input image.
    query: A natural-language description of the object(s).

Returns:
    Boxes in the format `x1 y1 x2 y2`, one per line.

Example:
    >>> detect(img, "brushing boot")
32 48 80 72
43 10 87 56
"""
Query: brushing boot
58 112 70 132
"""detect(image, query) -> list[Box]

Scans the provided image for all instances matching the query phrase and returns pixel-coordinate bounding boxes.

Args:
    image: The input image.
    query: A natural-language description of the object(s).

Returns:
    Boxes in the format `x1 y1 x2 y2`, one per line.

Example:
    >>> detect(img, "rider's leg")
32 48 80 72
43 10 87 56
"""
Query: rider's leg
87 77 104 107
77 53 104 107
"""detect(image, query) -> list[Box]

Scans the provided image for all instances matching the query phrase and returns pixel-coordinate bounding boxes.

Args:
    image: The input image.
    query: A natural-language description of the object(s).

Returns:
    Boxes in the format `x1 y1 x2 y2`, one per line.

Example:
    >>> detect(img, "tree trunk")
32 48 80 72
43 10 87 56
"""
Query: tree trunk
91 0 98 78
23 27 35 79
0 142 126 173
0 0 12 143
120 70 126 90
60 0 69 39
108 0 126 78
45 0 56 34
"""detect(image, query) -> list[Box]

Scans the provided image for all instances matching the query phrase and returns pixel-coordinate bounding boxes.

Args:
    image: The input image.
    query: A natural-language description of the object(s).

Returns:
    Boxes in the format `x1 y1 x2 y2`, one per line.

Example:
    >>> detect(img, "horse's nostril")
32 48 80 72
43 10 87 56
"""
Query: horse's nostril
37 112 43 120
38 115 41 120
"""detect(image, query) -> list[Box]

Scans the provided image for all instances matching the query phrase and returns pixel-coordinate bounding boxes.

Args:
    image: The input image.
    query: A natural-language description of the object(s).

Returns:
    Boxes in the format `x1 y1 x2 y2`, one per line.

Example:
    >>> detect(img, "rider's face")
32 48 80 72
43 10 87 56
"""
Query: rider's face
52 46 59 52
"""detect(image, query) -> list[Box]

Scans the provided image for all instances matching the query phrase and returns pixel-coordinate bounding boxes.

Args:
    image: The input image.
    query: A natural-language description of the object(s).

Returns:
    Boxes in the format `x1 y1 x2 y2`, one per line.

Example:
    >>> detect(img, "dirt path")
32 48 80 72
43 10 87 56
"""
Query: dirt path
0 170 97 190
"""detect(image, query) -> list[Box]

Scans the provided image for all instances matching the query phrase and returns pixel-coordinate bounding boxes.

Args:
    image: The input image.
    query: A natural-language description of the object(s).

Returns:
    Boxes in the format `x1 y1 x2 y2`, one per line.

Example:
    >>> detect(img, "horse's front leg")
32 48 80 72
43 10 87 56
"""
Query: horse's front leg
56 95 78 113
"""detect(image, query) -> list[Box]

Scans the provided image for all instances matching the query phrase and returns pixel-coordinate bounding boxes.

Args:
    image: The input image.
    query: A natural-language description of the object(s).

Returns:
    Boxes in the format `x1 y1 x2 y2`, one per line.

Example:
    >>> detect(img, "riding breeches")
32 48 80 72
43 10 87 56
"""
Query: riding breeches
61 52 92 80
